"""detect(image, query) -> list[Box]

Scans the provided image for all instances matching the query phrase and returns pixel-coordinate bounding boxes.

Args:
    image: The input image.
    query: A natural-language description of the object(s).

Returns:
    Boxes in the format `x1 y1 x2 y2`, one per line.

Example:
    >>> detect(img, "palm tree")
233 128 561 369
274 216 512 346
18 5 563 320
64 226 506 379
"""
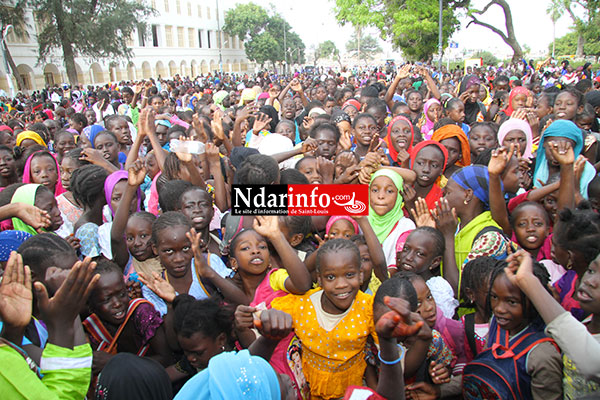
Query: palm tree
546 0 564 59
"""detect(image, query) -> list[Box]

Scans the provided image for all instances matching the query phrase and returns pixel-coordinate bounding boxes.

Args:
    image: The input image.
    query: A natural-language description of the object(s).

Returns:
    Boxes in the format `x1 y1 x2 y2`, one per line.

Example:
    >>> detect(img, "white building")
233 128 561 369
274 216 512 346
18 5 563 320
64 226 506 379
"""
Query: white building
1 0 251 93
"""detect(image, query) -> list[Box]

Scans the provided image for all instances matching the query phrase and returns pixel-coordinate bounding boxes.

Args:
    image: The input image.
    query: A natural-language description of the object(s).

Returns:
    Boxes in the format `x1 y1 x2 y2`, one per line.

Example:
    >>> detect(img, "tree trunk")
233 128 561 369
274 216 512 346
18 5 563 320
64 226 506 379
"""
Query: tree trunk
62 42 79 85
357 27 361 64
52 0 79 85
3 43 25 90
576 33 584 58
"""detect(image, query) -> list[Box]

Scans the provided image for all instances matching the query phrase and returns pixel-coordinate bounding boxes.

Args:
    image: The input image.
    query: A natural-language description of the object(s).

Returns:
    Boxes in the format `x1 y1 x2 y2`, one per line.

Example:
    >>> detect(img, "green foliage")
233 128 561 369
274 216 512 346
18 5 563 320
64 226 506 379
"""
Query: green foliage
474 50 499 66
552 30 600 56
315 40 339 63
345 32 382 61
223 2 305 67
32 0 155 61
0 0 29 38
334 0 465 60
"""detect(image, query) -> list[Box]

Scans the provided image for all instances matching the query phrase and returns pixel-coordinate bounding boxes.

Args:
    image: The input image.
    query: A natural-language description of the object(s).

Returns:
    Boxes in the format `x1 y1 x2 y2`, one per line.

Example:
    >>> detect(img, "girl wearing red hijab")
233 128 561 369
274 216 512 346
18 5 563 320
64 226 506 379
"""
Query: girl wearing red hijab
409 140 448 210
495 86 530 124
384 115 414 167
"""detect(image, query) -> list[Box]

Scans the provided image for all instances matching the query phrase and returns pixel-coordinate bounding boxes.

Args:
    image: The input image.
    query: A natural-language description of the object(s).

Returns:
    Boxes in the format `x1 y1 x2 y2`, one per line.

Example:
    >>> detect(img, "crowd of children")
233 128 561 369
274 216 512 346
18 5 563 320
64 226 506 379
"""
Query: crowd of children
0 60 600 400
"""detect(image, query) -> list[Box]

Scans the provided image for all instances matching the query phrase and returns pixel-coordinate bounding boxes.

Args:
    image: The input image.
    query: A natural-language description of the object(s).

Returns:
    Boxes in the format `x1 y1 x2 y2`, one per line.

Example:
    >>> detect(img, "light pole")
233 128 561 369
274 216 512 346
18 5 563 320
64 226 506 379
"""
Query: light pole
283 18 287 76
438 0 443 70
1 25 15 97
215 0 223 74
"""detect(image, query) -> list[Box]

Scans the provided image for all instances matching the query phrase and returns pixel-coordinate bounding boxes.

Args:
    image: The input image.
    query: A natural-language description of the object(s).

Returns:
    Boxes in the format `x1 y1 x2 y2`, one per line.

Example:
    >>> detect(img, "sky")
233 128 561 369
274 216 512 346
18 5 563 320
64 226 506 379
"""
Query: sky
224 0 581 60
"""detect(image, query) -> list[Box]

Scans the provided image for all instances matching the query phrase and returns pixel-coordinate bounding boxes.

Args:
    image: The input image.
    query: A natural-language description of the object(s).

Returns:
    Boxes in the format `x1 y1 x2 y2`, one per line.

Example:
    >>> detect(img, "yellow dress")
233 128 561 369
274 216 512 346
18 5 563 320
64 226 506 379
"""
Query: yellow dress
271 289 374 400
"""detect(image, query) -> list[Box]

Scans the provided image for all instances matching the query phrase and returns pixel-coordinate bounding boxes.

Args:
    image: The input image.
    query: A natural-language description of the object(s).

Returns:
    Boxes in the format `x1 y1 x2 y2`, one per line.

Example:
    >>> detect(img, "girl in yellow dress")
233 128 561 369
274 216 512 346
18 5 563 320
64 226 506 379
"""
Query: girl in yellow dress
272 239 375 400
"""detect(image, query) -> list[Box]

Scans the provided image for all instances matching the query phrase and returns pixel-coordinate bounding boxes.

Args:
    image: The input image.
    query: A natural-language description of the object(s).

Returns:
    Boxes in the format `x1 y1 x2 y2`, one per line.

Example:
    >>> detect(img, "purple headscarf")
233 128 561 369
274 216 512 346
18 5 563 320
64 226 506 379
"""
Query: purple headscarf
104 170 141 217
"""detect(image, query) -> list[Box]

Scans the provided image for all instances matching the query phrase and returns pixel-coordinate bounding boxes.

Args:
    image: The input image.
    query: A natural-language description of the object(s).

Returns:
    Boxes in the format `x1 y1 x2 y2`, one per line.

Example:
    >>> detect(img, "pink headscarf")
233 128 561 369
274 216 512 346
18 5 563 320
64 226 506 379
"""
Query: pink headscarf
325 216 359 236
23 151 65 196
497 118 533 159
421 98 441 139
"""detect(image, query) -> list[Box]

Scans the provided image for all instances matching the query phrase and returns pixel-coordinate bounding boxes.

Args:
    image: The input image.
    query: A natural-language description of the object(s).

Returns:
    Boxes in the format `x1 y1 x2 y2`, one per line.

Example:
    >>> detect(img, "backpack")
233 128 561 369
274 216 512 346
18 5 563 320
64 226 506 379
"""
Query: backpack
462 318 558 400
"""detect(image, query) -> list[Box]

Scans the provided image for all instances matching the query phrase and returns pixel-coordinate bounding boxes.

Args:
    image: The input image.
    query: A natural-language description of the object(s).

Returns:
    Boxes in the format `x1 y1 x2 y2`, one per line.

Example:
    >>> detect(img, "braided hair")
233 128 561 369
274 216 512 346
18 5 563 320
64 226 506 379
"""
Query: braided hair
554 203 600 273
151 211 191 244
374 274 419 312
70 165 108 208
234 154 279 185
173 294 233 341
460 256 504 309
18 233 76 281
315 238 360 273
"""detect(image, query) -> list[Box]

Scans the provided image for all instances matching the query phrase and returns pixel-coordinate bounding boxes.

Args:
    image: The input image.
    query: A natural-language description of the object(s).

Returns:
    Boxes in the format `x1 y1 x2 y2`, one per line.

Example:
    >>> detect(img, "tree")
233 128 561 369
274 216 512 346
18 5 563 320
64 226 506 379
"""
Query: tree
346 32 381 62
315 40 341 67
552 30 600 56
467 0 523 63
223 2 305 69
560 0 600 57
474 50 498 66
334 0 467 60
32 0 155 85
546 0 564 58
0 0 28 90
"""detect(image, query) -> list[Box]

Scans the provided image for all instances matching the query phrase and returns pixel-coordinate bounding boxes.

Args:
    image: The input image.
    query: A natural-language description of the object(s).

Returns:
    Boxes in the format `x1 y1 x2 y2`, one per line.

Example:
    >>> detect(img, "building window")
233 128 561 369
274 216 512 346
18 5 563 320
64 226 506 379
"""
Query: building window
224 33 229 48
177 26 184 47
198 30 202 48
163 0 169 12
197 5 202 17
176 0 181 14
44 72 54 86
207 30 211 48
138 27 146 47
187 2 191 16
151 24 159 47
207 7 210 19
188 28 195 47
165 25 173 47
151 0 156 9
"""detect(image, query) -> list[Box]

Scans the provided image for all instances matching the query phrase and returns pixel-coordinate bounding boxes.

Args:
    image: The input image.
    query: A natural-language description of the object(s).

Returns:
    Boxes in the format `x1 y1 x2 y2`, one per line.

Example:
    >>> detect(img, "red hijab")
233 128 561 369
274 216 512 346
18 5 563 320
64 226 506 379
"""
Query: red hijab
384 115 414 164
503 86 529 117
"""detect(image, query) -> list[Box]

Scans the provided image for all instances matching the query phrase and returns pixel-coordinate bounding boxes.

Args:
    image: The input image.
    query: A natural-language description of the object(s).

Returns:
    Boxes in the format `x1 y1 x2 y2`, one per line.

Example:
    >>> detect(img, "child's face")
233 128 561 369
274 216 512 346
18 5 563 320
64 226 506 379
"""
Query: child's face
153 225 193 278
513 205 549 251
412 145 444 188
111 180 137 215
577 255 600 315
407 92 423 112
85 110 96 125
155 125 169 147
275 123 295 142
354 117 378 147
179 331 225 370
393 104 410 117
231 230 270 275
442 179 467 211
31 155 58 192
440 137 461 167
55 134 76 156
60 157 79 191
412 277 437 328
150 97 164 112
426 103 443 123
95 134 120 165
179 189 214 232
502 129 527 156
469 126 497 157
396 231 439 275
447 103 465 124
145 153 160 180
510 93 528 112
370 176 398 216
502 156 523 194
554 92 580 121
317 250 362 314
108 118 132 146
0 149 16 179
328 219 355 240
35 189 63 231
365 107 385 131
389 119 412 151
534 96 553 119
90 271 129 326
357 243 373 289
337 121 352 141
542 191 558 221
314 130 337 160
490 273 527 336
576 114 594 131
297 158 322 184
126 216 154 261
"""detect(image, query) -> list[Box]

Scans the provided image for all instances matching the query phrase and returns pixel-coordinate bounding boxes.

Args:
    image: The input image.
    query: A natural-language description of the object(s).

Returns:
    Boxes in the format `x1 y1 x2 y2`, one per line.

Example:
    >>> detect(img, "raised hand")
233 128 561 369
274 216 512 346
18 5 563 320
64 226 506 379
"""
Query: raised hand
15 203 51 233
339 130 352 151
253 309 293 341
397 148 411 165
174 135 193 163
512 108 528 120
0 252 32 330
549 140 575 166
402 184 417 205
574 154 587 185
234 304 256 330
410 197 436 228
138 271 176 303
432 198 458 237
290 79 303 92
488 145 516 176
334 164 361 184
128 159 147 187
253 215 280 240
211 110 225 141
397 64 412 80
429 361 451 384
253 113 272 133
301 138 318 155
375 296 424 339
205 142 220 164
504 249 534 290
317 156 335 184
186 228 214 279
192 114 208 143
302 116 314 131
80 148 107 166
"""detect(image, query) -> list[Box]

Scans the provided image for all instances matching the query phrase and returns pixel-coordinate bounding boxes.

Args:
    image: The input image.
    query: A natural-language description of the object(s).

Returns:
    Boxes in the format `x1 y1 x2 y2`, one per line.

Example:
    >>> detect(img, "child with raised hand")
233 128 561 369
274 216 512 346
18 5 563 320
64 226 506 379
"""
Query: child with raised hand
138 212 244 316
506 248 600 396
271 239 375 400
83 259 172 376
462 258 563 400
0 251 98 399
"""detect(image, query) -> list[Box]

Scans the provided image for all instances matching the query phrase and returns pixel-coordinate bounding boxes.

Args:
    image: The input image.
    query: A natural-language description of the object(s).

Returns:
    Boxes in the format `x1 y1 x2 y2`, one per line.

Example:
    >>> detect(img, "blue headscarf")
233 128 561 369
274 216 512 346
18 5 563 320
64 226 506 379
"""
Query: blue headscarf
84 124 106 149
451 165 496 210
174 350 280 400
0 231 32 261
533 120 596 198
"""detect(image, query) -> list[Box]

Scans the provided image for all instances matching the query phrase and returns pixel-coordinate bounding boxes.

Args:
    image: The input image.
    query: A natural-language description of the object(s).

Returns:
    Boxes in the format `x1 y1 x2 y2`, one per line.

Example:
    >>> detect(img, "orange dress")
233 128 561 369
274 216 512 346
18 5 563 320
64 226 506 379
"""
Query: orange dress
271 289 374 400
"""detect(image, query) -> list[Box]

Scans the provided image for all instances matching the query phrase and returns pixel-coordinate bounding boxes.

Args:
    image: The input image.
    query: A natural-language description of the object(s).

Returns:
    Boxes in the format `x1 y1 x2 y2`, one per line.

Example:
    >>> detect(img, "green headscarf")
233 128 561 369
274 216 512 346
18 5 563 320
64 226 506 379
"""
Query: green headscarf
368 169 405 243
11 184 42 235
213 90 229 111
